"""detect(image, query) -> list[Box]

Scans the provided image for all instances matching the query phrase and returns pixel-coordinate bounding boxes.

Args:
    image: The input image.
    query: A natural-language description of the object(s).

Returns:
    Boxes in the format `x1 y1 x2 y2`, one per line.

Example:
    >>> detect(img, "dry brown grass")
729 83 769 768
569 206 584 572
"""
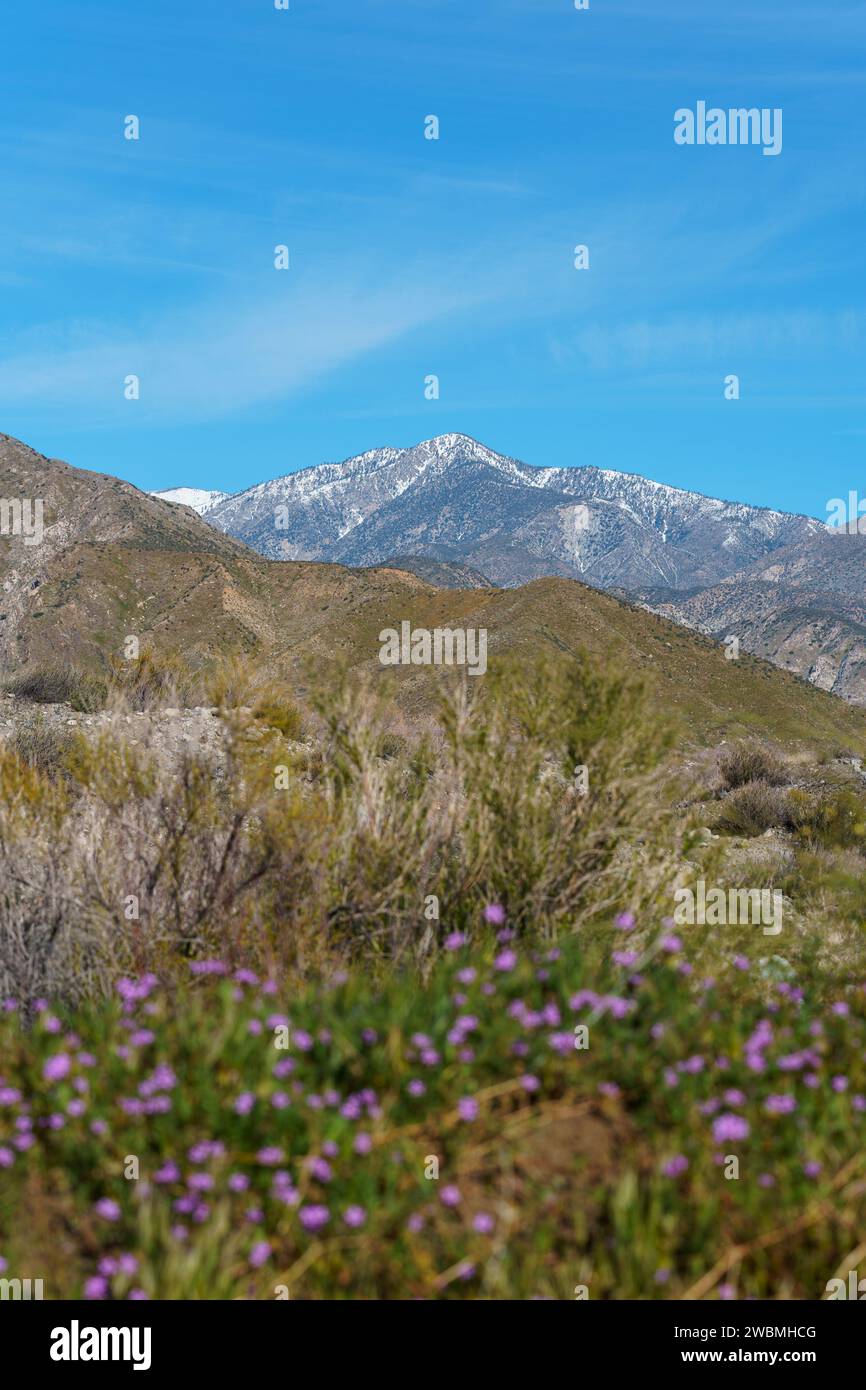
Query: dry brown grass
718 742 788 790
0 652 685 1004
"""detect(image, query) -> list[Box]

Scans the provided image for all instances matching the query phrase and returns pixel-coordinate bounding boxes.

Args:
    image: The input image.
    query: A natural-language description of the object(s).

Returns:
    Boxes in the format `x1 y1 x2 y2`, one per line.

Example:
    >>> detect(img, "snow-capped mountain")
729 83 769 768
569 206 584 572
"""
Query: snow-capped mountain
195 434 822 592
132 433 866 701
151 487 228 515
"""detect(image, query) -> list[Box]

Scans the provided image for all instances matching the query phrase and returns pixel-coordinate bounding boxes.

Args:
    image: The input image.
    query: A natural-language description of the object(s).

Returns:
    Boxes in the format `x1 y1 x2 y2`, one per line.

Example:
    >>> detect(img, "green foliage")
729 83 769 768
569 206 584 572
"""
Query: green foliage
777 787 866 931
9 648 864 1301
250 695 303 742
307 654 681 959
0 647 687 999
2 928 866 1300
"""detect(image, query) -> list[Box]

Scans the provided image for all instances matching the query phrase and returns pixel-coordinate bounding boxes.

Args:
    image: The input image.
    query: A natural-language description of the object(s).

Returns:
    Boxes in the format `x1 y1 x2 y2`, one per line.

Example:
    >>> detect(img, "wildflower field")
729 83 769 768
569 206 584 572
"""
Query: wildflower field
3 911 866 1300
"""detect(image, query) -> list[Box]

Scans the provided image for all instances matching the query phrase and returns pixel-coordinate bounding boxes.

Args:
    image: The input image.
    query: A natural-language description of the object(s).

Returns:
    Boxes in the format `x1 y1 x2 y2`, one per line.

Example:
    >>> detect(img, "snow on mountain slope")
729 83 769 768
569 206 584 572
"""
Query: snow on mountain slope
152 487 229 515
199 434 821 592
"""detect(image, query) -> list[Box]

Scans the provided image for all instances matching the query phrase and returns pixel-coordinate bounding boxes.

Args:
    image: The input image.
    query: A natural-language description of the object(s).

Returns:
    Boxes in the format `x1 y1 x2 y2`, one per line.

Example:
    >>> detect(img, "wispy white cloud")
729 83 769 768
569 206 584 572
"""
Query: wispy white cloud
0 258 510 426
557 309 863 370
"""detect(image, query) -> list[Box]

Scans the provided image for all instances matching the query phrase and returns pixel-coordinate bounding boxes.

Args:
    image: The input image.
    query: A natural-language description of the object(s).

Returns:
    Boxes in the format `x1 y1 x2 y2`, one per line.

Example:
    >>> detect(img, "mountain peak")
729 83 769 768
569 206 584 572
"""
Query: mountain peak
423 432 491 455
400 432 515 471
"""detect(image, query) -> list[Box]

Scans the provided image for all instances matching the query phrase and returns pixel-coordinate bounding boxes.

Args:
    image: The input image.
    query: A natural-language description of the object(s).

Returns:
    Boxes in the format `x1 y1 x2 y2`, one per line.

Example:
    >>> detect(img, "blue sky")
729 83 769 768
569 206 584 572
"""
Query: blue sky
0 0 863 518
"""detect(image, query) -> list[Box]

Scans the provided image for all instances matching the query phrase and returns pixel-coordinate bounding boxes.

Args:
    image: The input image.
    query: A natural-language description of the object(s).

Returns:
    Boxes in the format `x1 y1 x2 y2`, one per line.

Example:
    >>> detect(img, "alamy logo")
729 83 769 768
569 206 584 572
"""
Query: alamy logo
826 1269 866 1300
826 493 866 533
674 880 782 936
0 1276 43 1299
674 102 782 157
0 497 44 546
379 621 487 676
50 1320 152 1371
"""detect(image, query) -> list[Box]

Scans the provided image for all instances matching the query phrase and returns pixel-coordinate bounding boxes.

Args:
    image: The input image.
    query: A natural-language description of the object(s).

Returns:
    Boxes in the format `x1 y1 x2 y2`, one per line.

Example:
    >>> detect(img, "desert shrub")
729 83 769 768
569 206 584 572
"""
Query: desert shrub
205 654 257 712
782 845 866 935
66 734 280 967
6 666 106 712
0 740 117 1006
7 718 75 778
0 648 689 996
715 781 794 837
250 693 303 741
300 653 682 961
205 654 305 741
107 647 204 711
718 742 787 790
428 655 679 936
777 791 866 944
376 732 406 761
793 787 866 852
785 787 814 824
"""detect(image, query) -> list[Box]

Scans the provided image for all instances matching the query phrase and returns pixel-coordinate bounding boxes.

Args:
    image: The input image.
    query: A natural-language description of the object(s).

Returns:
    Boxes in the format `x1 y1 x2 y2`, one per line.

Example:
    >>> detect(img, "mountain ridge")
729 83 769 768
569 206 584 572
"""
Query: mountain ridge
8 427 863 712
1 428 863 747
171 433 822 594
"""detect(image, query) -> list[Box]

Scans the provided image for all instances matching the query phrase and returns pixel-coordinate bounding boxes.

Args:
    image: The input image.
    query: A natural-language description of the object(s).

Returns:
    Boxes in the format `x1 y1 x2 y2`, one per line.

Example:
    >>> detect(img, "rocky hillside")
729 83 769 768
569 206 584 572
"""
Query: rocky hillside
638 530 866 704
370 555 495 589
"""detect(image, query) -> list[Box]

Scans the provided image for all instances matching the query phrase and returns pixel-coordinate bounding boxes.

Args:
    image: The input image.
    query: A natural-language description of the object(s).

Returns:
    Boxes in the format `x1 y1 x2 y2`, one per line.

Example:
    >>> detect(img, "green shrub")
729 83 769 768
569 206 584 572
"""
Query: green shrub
376 732 406 761
250 694 303 741
0 649 685 999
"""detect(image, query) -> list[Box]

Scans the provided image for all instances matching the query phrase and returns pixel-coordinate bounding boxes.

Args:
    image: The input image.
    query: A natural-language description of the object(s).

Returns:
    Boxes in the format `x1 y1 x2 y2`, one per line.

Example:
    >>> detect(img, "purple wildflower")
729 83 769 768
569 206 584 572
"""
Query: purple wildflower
712 1114 750 1143
299 1204 330 1232
662 1155 689 1178
42 1054 71 1083
765 1094 797 1115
